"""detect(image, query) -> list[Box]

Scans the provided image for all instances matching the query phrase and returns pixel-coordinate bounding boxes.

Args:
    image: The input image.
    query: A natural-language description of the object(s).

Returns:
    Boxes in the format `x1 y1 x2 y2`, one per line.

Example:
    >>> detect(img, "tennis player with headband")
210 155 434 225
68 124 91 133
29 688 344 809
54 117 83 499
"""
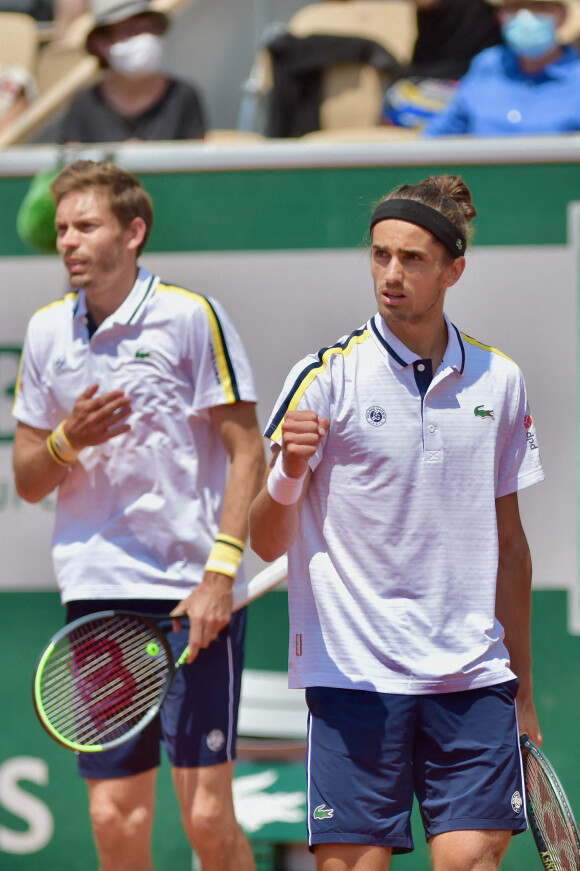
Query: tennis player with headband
250 174 544 871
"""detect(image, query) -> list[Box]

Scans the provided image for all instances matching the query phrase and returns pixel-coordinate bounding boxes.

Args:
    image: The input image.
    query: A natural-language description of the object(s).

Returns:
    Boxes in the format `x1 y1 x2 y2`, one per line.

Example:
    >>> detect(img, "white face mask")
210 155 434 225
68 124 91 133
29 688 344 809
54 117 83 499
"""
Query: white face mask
107 32 164 76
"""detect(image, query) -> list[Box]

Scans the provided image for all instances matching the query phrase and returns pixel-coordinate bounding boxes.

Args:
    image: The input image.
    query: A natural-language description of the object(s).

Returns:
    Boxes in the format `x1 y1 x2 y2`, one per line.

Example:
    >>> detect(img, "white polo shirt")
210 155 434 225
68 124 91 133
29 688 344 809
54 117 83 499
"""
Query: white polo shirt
13 268 258 603
265 313 544 694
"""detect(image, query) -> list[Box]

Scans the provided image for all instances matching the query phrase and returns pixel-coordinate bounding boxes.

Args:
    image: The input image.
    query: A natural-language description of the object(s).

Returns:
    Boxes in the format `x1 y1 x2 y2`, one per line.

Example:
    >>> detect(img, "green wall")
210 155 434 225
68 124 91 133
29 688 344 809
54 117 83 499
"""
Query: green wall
2 160 579 258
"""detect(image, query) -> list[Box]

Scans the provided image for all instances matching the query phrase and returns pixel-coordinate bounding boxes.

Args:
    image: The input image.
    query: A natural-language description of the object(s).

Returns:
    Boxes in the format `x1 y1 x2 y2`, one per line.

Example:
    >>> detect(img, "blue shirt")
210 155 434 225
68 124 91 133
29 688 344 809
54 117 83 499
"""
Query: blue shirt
425 44 580 136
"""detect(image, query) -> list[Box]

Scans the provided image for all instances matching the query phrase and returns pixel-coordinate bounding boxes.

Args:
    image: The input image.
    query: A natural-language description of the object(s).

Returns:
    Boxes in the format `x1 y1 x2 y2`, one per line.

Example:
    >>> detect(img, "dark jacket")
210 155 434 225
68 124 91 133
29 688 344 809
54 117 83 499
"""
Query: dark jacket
267 32 400 137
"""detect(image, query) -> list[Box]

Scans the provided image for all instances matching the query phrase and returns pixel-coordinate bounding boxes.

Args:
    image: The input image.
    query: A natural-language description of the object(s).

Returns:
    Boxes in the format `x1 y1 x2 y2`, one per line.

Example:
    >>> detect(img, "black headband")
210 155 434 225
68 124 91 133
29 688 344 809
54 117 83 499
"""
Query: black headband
369 199 467 258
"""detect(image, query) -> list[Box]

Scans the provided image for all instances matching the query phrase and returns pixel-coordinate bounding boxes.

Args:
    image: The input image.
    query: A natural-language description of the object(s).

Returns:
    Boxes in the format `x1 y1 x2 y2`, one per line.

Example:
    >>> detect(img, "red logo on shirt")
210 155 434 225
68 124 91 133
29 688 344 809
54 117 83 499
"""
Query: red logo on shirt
524 414 533 430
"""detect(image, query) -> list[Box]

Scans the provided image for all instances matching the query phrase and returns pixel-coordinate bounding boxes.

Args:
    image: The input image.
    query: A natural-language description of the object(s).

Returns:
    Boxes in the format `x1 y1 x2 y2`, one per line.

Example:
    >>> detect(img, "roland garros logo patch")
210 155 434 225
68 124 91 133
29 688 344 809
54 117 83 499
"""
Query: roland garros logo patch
366 406 386 427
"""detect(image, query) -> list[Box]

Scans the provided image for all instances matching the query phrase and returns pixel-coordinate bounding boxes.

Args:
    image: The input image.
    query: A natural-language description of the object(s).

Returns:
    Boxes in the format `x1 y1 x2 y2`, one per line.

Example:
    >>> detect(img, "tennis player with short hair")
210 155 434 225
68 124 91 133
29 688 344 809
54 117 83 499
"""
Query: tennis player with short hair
250 174 544 871
12 160 264 871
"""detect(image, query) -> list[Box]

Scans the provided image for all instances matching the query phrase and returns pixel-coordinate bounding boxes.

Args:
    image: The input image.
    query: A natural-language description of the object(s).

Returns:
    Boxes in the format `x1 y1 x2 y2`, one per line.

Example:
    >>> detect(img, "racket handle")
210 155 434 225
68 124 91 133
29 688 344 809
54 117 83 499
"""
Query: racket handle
176 646 190 666
174 556 288 666
232 555 288 610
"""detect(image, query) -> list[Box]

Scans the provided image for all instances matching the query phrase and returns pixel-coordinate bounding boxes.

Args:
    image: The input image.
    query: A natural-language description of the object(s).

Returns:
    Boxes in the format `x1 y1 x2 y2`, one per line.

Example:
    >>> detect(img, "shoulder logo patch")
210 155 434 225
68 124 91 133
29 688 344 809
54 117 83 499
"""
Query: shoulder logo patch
313 804 334 820
366 406 386 427
474 404 494 420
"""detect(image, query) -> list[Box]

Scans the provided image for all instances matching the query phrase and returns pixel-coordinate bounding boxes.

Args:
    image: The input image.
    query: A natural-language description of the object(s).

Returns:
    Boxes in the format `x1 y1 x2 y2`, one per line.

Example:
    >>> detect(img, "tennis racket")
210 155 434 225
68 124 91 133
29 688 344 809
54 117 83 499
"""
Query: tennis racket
520 733 580 870
32 556 288 754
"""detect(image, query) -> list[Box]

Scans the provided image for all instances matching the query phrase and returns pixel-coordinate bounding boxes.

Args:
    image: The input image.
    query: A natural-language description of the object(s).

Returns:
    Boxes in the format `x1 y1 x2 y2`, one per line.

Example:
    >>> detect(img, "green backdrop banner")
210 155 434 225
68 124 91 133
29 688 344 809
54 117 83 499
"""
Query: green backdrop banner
1 153 580 256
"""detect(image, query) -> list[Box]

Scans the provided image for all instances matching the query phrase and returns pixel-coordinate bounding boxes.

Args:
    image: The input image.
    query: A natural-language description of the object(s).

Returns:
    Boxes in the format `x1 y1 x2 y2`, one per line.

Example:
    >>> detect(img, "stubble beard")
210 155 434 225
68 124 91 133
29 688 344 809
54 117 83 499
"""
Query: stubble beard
65 243 125 290
379 279 446 327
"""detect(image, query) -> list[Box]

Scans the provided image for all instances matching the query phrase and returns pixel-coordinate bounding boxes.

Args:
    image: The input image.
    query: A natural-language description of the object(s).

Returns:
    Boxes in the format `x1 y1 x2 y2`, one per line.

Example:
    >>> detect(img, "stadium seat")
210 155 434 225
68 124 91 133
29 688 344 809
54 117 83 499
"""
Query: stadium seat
288 0 416 65
0 11 38 72
239 0 417 136
204 128 266 144
560 0 580 45
300 125 421 142
35 11 94 94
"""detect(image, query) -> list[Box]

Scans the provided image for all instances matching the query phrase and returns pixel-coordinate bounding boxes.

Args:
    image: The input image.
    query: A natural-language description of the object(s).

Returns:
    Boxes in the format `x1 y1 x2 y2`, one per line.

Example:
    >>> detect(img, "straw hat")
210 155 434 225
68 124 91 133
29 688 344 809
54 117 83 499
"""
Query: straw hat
86 0 168 55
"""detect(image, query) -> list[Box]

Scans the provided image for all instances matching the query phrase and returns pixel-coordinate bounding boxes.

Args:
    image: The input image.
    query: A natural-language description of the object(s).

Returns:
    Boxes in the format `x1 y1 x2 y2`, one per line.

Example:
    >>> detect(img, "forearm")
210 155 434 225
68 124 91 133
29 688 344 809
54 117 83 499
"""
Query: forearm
249 466 306 562
495 493 542 745
495 492 541 742
496 538 541 742
217 441 265 545
13 424 69 503
14 386 132 504
250 410 327 562
496 536 533 693
171 413 265 661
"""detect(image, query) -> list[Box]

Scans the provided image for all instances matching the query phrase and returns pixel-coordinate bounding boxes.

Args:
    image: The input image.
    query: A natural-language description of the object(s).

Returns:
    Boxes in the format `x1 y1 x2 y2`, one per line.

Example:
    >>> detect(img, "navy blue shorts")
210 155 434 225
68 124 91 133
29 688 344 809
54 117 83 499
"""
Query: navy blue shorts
65 599 246 780
305 681 526 853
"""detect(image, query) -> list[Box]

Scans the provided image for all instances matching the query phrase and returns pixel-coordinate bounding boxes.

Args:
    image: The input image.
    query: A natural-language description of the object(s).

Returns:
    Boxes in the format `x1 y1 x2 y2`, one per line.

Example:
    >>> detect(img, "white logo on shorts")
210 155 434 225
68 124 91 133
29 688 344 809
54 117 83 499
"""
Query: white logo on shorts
511 791 523 813
206 729 226 752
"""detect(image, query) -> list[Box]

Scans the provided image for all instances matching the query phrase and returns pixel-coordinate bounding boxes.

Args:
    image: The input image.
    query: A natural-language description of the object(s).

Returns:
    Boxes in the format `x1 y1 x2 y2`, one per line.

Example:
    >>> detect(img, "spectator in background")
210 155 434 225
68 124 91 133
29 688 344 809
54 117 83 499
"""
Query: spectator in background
425 0 580 136
60 0 205 143
0 65 35 134
383 0 502 130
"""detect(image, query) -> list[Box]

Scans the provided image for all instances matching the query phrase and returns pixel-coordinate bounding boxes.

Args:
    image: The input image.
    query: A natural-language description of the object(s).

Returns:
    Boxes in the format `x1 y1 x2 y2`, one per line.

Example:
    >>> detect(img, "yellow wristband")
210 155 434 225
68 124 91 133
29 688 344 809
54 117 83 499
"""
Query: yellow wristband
204 535 245 579
56 422 78 455
46 421 80 467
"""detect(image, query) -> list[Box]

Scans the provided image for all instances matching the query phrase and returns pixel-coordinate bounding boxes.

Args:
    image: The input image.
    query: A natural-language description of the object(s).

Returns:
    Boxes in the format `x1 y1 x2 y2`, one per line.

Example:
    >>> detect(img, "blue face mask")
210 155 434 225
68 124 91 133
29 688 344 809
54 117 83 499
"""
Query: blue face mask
501 9 558 59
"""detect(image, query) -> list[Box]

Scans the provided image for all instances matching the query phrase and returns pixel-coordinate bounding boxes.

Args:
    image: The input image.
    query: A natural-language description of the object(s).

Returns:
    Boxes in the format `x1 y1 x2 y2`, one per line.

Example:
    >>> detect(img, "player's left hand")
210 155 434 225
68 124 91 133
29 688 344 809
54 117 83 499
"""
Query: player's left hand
170 572 234 663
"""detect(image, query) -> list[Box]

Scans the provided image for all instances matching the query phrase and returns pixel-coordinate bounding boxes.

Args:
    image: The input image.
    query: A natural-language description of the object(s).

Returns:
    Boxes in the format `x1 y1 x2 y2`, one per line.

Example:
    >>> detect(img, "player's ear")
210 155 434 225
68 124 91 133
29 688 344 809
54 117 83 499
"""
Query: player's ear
444 256 466 288
125 217 147 253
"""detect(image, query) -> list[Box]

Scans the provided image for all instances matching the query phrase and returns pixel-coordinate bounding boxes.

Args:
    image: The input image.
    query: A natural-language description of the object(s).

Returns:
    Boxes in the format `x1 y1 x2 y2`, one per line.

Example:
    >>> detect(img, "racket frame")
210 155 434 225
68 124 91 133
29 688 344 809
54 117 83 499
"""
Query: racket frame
32 610 175 753
520 733 580 870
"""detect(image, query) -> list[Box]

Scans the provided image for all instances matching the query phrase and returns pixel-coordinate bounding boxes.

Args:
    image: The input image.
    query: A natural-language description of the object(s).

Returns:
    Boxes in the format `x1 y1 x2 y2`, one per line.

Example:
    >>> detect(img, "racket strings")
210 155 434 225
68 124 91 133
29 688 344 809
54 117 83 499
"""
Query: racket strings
38 616 171 747
43 656 164 742
525 753 580 871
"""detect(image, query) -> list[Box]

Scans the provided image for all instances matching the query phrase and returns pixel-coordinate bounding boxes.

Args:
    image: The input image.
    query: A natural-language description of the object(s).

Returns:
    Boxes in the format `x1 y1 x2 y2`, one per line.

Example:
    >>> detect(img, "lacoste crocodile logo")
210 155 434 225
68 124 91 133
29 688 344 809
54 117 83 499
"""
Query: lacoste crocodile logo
313 804 334 820
474 404 494 419
135 348 150 359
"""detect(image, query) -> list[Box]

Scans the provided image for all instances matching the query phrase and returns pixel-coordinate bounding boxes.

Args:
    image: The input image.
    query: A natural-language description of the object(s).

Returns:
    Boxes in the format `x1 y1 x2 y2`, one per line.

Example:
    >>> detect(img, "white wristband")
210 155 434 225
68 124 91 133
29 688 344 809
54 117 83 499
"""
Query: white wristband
267 455 307 505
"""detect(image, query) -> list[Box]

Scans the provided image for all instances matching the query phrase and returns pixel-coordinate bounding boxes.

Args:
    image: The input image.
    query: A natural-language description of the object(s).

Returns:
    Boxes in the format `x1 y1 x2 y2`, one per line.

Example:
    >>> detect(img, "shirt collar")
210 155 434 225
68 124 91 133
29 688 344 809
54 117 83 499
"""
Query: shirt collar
73 267 159 329
371 312 465 374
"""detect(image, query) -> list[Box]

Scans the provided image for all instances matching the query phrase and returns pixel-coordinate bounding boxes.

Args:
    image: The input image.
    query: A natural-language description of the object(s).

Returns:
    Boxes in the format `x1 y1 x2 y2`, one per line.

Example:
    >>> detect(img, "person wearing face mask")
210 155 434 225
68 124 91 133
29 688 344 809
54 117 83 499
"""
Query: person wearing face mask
424 0 580 136
59 0 205 143
382 0 502 130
